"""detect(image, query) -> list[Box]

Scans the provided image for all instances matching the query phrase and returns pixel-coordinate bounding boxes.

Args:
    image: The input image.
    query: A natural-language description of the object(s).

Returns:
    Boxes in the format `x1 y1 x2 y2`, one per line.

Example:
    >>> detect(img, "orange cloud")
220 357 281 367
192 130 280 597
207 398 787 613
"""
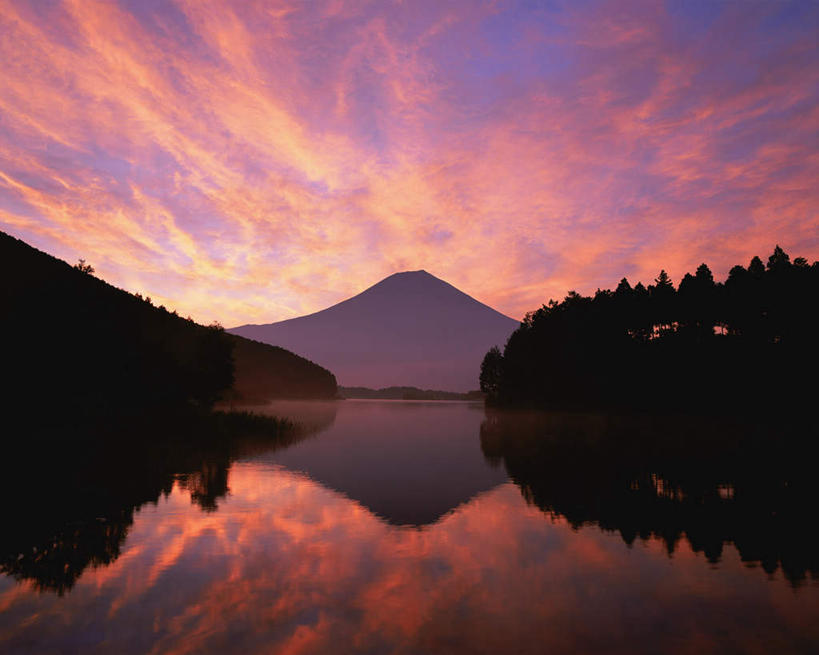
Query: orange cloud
0 0 816 325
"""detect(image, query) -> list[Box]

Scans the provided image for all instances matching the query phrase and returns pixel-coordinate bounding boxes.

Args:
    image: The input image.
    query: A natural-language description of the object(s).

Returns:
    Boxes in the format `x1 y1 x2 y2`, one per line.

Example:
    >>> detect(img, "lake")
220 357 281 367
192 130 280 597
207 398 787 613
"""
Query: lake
1 400 817 654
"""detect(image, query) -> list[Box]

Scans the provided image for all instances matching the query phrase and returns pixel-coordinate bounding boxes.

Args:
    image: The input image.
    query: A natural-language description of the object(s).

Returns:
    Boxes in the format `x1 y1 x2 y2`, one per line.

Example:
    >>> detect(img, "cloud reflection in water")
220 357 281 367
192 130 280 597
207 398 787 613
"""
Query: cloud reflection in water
1 459 817 655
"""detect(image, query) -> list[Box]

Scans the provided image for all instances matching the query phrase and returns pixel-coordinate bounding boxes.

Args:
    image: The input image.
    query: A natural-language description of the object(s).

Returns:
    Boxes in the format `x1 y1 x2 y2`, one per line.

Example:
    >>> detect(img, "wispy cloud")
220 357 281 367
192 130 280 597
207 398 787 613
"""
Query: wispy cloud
1 0 817 324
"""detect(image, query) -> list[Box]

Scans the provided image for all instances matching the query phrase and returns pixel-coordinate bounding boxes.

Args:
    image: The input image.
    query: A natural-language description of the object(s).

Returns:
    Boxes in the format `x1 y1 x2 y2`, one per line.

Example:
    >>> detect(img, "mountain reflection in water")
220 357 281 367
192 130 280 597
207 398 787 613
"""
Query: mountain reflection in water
253 400 508 526
0 401 817 655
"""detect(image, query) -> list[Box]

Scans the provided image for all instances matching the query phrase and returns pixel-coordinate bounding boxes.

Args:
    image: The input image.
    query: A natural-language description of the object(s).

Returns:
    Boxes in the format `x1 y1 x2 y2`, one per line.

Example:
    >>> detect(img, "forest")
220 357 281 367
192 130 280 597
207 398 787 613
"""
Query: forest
480 246 819 412
1 230 337 428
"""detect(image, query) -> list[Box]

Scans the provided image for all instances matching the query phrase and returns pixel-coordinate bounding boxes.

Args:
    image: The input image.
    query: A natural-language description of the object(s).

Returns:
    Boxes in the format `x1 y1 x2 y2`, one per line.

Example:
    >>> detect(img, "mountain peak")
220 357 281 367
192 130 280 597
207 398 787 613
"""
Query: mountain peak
365 269 451 295
230 270 519 391
383 269 435 280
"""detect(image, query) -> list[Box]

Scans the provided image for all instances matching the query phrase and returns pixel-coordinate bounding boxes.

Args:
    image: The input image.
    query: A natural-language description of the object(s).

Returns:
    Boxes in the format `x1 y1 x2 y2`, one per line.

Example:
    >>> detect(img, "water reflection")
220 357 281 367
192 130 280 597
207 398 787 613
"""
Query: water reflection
251 400 507 525
0 411 327 595
481 409 819 586
0 402 817 654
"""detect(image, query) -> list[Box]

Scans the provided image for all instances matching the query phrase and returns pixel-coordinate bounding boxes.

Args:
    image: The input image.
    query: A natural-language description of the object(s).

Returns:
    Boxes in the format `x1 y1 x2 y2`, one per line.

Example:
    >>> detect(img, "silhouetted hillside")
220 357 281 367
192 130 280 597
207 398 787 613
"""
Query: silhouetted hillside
481 247 819 412
0 231 336 423
229 335 336 403
230 270 518 392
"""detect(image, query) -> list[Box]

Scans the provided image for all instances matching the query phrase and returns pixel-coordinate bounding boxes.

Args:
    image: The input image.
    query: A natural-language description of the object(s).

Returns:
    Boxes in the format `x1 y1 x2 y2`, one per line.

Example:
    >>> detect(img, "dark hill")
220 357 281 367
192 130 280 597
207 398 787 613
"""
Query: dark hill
227 335 336 403
0 230 336 422
230 270 519 392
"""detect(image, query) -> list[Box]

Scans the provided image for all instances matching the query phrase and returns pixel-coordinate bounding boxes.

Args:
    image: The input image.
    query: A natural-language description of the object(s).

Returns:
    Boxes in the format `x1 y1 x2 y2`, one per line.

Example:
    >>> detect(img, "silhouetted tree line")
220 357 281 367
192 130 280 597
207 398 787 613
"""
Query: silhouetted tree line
481 246 819 411
480 410 819 586
0 231 336 425
339 386 484 401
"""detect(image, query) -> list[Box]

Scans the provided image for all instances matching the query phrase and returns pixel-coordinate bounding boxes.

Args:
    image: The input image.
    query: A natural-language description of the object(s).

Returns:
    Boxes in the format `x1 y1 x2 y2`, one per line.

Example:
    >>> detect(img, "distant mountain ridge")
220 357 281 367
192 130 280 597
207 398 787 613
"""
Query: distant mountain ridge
230 270 519 391
339 386 484 401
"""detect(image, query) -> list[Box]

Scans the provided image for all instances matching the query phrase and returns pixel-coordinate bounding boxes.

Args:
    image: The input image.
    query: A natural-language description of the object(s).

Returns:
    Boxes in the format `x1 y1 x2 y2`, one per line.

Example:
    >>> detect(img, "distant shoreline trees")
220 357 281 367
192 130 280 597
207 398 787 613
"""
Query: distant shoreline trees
481 246 819 412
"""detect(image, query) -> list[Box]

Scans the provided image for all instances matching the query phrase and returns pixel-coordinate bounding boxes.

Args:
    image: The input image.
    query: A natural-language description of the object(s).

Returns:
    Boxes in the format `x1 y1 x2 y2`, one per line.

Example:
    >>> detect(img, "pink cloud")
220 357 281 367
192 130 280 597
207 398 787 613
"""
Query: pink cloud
0 0 816 324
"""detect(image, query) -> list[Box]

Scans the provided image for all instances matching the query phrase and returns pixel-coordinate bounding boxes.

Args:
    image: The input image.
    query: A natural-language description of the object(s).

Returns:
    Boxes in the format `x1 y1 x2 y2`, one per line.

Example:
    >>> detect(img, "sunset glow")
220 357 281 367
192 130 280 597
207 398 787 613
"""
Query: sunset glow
2 464 815 654
1 0 817 324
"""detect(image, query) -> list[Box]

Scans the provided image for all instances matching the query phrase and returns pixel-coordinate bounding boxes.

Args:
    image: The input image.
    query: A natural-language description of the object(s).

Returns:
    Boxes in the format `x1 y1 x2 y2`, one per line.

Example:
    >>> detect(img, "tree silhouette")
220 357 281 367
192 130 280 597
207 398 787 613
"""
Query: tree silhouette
73 259 94 275
480 346 504 398
483 246 819 413
749 255 765 278
655 269 673 288
650 269 676 338
767 244 791 272
615 277 632 295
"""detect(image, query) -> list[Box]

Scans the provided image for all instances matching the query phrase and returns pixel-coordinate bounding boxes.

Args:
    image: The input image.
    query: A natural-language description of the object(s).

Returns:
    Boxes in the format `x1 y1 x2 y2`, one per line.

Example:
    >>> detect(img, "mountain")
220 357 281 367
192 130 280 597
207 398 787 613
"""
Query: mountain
228 335 336 403
0 230 336 422
230 270 519 392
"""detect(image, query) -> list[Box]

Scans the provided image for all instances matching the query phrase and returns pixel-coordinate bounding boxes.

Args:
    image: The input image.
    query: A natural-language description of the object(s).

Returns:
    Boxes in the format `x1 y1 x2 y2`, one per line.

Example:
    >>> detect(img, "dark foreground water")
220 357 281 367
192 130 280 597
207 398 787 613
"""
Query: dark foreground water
1 400 818 654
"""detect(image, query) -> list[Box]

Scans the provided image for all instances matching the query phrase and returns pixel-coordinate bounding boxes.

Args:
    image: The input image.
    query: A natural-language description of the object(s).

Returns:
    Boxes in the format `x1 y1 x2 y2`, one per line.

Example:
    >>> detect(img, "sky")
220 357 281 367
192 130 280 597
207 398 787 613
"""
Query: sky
1 0 817 326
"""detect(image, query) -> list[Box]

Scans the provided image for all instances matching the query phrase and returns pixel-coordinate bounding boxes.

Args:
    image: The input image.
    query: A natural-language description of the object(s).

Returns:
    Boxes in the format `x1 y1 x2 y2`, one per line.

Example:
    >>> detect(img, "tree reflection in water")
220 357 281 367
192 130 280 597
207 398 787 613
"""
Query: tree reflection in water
1 402 818 655
0 409 331 595
480 409 819 586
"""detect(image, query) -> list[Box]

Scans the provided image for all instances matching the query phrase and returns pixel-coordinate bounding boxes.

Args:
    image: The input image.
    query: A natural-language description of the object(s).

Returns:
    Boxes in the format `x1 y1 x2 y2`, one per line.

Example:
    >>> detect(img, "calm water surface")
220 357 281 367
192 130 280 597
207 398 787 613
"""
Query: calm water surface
1 400 817 654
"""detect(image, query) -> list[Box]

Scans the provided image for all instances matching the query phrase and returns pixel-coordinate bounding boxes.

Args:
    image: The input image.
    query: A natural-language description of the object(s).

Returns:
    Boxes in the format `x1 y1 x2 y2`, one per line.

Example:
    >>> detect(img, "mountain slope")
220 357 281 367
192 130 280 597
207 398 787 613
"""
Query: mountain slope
0 230 336 420
230 270 519 391
228 335 336 402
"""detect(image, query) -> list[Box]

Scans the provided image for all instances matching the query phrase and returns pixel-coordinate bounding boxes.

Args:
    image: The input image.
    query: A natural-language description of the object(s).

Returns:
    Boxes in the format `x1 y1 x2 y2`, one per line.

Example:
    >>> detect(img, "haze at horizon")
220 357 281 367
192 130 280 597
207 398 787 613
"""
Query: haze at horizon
1 0 817 325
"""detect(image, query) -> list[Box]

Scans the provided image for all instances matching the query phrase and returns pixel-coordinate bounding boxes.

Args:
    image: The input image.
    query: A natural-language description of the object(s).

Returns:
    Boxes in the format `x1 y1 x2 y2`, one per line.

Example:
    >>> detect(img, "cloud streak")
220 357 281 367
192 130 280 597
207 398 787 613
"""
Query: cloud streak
1 0 817 324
